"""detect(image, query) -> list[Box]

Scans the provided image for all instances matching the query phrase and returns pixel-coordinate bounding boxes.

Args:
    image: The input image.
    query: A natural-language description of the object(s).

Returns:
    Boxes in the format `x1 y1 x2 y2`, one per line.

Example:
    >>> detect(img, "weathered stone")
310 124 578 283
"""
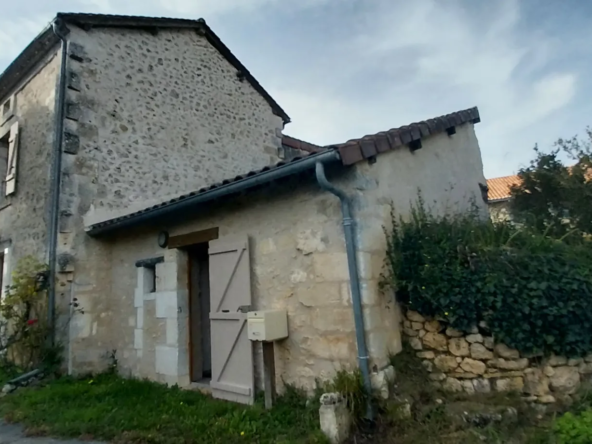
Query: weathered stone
494 344 520 359
409 337 423 351
404 320 412 329
460 358 486 375
434 355 459 372
443 377 463 392
384 366 396 383
548 355 567 367
466 334 483 344
446 327 464 338
543 366 555 377
456 357 462 363
424 320 442 333
429 373 446 381
488 358 529 371
1 384 16 394
585 354 592 364
549 366 580 394
568 358 584 366
404 328 418 337
579 363 592 374
523 368 550 396
422 360 434 373
522 396 538 403
371 370 391 400
467 326 479 334
417 351 435 359
461 380 475 394
407 311 425 322
494 377 524 392
411 321 424 330
483 337 494 350
473 378 491 393
538 395 556 404
449 338 470 357
319 393 351 444
478 320 489 332
470 343 494 360
423 332 448 351
418 329 427 338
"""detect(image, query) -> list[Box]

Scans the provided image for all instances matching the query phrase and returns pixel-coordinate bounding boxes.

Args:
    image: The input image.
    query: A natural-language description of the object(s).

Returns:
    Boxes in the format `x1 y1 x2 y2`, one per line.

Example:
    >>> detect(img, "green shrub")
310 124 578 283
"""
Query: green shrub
384 200 592 357
554 410 592 444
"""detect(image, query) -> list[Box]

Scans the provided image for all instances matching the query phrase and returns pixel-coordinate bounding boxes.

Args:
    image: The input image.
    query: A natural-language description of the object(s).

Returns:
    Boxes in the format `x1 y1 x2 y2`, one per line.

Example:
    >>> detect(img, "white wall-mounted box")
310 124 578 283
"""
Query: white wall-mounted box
247 310 288 342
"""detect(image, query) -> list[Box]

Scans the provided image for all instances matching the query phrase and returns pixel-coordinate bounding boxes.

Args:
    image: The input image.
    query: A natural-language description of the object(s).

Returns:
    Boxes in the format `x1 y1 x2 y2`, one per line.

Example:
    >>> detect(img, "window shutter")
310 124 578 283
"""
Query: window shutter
6 121 19 196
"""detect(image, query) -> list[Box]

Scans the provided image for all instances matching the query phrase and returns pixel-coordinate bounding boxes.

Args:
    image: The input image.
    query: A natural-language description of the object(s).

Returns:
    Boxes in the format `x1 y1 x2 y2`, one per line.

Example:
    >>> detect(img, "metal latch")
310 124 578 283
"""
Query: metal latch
237 305 251 313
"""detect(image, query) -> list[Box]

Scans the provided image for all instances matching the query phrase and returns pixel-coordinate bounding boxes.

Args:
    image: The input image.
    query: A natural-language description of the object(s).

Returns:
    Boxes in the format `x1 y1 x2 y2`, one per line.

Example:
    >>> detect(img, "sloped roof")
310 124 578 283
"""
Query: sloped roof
0 13 290 123
336 107 481 165
486 175 521 202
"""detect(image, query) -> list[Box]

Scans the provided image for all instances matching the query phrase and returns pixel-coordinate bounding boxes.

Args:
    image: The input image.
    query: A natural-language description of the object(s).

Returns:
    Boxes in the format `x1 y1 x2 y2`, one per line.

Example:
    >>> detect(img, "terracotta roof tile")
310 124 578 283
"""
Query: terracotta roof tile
336 107 481 165
486 175 521 202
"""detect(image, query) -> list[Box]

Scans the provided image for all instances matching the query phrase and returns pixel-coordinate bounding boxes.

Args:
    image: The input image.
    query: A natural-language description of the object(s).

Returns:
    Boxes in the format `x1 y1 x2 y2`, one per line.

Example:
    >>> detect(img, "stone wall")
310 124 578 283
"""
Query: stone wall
0 50 60 264
403 310 590 403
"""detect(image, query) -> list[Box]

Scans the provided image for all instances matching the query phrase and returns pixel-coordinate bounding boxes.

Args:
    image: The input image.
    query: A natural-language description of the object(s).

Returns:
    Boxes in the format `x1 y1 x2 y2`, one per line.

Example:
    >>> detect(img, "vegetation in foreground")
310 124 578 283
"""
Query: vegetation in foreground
0 372 328 444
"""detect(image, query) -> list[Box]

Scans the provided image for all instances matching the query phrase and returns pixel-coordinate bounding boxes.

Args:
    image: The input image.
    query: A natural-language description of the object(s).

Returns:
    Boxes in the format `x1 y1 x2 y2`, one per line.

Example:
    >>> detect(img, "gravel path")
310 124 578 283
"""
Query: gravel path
0 421 106 444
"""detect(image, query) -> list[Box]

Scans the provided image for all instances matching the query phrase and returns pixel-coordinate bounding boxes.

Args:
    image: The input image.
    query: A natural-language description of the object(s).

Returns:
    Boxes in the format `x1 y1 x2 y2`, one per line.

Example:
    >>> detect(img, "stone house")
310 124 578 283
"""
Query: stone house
0 13 488 404
486 175 520 221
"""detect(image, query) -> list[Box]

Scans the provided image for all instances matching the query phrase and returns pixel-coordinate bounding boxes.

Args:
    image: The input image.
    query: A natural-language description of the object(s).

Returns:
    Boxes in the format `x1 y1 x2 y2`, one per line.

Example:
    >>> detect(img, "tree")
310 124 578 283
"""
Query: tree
509 128 592 240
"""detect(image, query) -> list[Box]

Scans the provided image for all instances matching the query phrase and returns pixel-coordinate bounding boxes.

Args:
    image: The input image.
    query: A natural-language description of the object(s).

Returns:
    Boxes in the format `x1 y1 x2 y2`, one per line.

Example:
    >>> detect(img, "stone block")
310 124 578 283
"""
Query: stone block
371 369 391 399
134 328 143 350
404 328 418 337
155 346 180 376
568 358 584 366
443 377 463 392
136 307 144 329
430 373 446 381
411 322 424 330
166 318 178 346
523 368 550 396
461 380 475 394
470 343 494 360
312 308 355 332
466 334 483 344
417 351 435 359
155 290 187 319
368 331 388 359
579 363 592 374
134 288 144 308
409 338 423 350
473 378 491 393
549 366 580 394
313 253 349 281
301 335 354 362
461 358 486 375
483 337 494 350
495 377 524 392
406 311 425 322
489 358 529 371
434 355 458 372
538 395 556 404
423 332 448 351
424 320 442 333
445 327 463 338
319 393 351 444
449 338 470 357
494 344 520 359
297 283 342 307
548 355 567 367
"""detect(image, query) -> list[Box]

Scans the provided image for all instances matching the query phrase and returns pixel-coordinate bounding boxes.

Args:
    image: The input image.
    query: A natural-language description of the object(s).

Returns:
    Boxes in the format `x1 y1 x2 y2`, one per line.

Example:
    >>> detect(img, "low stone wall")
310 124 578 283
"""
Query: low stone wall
403 310 592 404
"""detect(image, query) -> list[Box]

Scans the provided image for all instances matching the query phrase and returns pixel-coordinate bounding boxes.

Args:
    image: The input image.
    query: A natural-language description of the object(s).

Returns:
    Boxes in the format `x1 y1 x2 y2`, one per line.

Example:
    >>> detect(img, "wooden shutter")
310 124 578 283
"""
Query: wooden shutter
5 122 19 196
208 237 254 405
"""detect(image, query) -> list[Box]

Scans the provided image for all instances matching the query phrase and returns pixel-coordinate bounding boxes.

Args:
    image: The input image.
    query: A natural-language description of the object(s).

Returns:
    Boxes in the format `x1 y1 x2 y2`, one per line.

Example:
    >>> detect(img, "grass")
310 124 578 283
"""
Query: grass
0 372 328 444
0 362 20 386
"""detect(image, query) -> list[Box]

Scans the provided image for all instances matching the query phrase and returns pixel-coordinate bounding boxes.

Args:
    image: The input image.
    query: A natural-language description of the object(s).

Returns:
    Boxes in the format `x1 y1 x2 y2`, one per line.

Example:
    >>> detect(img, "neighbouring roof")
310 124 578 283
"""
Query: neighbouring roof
0 13 290 124
336 107 481 165
88 106 483 236
486 175 521 203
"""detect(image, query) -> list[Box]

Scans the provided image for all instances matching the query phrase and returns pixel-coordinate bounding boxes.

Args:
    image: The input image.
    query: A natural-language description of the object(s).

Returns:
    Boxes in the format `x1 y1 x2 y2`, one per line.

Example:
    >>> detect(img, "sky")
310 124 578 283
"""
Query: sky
1 0 591 178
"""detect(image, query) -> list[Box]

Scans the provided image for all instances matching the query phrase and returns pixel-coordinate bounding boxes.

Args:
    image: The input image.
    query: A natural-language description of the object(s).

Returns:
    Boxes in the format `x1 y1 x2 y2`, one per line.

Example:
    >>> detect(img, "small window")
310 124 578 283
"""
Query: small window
144 264 157 293
1 96 15 124
0 133 9 204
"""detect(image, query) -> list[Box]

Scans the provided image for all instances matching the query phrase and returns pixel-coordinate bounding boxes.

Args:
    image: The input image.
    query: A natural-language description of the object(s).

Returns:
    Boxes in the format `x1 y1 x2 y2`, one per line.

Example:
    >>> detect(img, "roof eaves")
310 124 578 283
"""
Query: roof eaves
336 107 481 166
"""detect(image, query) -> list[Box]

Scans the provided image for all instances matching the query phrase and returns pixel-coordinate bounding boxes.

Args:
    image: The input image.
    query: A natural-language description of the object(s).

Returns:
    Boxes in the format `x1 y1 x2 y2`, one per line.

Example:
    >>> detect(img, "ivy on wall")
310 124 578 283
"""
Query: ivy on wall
383 201 592 358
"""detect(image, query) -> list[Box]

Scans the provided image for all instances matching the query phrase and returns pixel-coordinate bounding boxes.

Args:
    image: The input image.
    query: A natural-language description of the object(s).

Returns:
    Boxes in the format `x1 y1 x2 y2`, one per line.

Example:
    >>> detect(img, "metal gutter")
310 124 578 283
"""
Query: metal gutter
47 19 70 342
87 149 342 236
314 161 374 421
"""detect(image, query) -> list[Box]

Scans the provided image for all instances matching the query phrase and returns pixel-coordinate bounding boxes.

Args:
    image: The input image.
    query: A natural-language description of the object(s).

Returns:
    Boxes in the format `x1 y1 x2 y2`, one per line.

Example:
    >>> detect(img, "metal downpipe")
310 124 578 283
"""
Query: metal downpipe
47 19 69 343
315 162 374 420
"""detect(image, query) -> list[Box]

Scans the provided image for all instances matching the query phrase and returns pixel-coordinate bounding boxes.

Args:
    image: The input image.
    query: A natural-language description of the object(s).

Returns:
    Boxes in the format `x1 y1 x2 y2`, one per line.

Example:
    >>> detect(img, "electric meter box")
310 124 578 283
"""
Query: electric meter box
247 310 288 342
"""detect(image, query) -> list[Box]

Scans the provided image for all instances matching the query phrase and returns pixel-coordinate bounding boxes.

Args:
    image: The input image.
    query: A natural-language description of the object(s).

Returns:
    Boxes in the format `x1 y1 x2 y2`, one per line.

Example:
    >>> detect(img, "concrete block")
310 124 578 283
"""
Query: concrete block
319 393 351 444
156 262 178 292
134 328 143 350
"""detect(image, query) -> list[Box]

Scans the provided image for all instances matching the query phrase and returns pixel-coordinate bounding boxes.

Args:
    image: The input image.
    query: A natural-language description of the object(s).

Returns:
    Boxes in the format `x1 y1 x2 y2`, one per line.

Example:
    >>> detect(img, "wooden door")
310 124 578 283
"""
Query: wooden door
208 237 254 404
